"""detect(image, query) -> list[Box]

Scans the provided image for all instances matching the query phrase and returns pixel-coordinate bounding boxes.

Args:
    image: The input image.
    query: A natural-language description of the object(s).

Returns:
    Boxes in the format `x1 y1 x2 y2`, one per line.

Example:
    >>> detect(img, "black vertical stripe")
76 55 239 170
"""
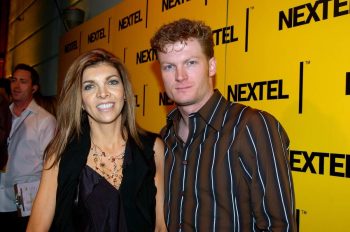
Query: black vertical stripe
123 47 127 63
296 209 300 232
346 72 350 95
79 31 82 54
299 62 304 114
108 17 111 44
145 0 149 28
143 84 147 116
245 8 249 52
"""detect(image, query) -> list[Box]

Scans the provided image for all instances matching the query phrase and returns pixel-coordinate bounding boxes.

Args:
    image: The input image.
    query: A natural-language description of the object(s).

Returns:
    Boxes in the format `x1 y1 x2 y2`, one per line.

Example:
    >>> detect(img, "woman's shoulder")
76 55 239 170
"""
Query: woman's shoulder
138 130 160 146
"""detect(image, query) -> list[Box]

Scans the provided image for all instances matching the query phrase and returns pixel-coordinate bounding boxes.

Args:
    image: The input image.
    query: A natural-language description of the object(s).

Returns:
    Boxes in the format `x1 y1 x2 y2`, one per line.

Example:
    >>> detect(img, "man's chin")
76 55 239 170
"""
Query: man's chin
175 100 193 107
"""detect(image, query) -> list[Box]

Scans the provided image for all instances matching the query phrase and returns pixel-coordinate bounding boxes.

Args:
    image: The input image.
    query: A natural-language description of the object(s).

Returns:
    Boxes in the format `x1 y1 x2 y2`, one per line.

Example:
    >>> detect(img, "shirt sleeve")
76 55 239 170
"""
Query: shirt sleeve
238 110 296 232
38 115 56 158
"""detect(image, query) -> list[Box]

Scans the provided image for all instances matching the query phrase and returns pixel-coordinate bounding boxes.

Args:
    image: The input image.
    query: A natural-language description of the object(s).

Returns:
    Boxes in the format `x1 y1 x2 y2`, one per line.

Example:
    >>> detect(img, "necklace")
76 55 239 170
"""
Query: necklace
90 140 125 189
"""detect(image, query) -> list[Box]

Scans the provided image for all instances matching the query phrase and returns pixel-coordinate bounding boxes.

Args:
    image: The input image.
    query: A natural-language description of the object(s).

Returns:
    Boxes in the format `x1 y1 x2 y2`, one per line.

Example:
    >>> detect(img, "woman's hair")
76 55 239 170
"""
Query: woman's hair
150 18 214 59
45 48 142 166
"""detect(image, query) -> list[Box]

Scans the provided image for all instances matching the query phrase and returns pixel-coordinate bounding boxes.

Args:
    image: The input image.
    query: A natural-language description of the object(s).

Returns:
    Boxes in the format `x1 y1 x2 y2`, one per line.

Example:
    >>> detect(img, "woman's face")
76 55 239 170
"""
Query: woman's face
81 63 125 126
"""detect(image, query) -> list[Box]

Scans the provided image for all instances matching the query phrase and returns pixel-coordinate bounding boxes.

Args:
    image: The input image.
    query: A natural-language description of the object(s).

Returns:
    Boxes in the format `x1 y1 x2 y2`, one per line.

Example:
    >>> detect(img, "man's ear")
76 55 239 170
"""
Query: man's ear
208 57 217 77
32 85 39 94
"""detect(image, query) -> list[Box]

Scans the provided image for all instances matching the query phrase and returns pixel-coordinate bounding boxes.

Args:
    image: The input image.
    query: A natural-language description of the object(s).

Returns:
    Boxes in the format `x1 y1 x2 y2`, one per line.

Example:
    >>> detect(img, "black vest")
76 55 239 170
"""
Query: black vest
50 123 158 232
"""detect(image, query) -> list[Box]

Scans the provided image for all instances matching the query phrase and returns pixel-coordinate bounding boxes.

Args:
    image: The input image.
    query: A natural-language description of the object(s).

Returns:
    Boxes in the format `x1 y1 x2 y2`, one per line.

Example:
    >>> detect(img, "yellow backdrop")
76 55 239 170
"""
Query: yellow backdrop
58 1 350 231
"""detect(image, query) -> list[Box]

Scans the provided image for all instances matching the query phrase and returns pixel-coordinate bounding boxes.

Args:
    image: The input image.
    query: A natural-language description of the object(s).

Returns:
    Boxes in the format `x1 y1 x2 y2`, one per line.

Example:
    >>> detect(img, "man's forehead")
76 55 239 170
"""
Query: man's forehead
162 38 200 53
12 70 31 79
163 41 186 53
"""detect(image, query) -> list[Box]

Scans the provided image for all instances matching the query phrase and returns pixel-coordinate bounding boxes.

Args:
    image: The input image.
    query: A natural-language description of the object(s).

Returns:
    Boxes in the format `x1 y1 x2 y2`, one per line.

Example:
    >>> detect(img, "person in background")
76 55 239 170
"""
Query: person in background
0 78 11 171
0 64 56 231
27 48 167 232
150 18 296 231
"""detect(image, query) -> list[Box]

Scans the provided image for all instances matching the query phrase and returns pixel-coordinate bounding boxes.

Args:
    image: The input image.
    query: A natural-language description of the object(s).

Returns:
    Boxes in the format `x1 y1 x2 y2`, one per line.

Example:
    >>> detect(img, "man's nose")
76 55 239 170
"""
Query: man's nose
175 66 187 82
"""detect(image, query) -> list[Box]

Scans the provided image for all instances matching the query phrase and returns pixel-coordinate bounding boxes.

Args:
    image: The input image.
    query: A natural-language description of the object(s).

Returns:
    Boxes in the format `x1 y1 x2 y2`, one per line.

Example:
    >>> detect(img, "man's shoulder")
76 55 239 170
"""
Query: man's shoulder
31 100 55 119
224 102 255 120
235 105 285 131
28 103 56 131
224 102 282 127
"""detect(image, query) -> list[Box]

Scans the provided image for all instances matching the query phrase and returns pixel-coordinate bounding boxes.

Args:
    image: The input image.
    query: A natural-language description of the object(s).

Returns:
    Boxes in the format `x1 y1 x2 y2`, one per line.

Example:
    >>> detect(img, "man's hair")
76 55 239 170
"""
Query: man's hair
12 63 40 87
150 18 214 58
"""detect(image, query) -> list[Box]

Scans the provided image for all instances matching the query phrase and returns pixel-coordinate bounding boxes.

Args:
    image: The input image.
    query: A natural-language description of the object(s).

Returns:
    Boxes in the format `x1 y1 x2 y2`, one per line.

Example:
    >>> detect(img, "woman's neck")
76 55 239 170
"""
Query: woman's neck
89 122 126 153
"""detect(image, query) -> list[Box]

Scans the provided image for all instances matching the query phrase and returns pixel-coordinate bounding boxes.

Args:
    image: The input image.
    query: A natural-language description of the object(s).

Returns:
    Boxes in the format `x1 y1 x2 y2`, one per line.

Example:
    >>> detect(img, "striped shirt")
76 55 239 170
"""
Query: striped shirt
161 90 296 232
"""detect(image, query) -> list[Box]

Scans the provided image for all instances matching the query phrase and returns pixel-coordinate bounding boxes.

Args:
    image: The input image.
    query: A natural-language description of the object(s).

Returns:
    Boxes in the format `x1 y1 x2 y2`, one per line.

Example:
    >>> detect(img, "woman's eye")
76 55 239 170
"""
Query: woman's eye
109 79 119 85
83 84 94 91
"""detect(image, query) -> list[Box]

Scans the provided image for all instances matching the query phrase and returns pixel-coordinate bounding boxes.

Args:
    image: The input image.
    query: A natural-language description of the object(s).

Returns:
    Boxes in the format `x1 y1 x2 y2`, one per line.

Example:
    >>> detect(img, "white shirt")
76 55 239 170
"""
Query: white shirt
0 99 56 212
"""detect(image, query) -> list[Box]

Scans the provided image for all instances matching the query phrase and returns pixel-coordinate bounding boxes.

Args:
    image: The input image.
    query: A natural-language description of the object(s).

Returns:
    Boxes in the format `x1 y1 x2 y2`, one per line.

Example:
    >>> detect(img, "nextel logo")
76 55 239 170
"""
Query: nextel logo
64 41 78 53
87 28 106 44
162 0 191 12
290 150 350 178
279 0 350 30
118 10 142 31
227 79 289 102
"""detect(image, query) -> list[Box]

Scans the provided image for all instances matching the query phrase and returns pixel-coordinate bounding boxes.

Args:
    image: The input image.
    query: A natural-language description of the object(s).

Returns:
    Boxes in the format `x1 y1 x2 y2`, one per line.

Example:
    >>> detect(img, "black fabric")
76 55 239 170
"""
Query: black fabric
50 122 91 232
73 166 128 232
0 211 29 232
0 95 11 170
120 132 157 232
50 121 158 232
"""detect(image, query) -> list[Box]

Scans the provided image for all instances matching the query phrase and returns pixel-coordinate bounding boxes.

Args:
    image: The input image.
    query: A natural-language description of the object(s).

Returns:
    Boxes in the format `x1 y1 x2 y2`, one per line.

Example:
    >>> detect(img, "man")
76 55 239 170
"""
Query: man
150 18 296 231
0 64 56 231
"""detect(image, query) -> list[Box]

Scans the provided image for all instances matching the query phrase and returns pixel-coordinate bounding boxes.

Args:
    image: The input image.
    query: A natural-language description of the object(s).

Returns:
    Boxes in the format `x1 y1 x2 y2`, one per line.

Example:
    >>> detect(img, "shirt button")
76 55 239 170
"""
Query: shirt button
180 191 185 196
178 223 183 229
182 160 188 165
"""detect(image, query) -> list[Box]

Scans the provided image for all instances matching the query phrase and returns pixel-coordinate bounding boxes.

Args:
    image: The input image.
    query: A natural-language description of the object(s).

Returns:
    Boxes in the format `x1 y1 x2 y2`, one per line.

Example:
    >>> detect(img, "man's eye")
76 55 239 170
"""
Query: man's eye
163 64 174 71
187 60 197 66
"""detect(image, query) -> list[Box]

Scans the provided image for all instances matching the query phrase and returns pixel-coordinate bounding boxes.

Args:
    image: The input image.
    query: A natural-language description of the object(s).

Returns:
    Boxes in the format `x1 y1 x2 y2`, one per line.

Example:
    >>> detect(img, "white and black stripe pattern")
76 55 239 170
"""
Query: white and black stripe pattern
162 90 296 232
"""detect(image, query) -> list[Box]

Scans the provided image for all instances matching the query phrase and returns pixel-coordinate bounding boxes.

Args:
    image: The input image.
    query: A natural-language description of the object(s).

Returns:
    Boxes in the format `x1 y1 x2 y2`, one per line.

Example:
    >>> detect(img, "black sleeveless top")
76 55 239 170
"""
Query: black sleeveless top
50 122 158 232
73 166 128 231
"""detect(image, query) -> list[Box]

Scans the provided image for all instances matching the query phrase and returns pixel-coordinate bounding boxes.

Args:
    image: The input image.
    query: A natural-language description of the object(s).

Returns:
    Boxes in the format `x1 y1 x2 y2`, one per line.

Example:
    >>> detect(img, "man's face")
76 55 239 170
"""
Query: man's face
157 38 216 113
10 69 36 104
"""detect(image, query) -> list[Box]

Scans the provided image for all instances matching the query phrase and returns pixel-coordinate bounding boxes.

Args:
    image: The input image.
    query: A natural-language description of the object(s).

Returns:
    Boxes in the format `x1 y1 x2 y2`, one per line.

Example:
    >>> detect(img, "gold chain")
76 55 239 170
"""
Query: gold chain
90 140 125 189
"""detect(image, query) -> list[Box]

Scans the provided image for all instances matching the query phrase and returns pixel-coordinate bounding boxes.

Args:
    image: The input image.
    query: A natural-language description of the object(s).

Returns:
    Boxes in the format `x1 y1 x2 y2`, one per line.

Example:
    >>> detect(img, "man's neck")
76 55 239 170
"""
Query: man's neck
13 98 32 116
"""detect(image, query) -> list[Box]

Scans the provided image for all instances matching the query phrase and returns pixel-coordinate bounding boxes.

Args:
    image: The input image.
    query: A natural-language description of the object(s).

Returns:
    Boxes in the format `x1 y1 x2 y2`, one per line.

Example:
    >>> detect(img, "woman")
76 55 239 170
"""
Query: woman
27 49 167 231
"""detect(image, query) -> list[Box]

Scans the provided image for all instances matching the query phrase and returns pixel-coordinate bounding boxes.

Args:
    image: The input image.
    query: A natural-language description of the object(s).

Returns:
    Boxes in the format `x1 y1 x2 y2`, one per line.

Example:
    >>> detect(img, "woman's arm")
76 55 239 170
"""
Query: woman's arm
153 137 167 232
26 157 59 232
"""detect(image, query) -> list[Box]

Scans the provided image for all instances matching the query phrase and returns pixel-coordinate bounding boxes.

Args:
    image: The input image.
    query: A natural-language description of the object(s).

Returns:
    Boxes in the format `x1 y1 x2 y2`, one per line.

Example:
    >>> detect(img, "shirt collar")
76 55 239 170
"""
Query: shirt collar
9 99 39 117
166 90 228 132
